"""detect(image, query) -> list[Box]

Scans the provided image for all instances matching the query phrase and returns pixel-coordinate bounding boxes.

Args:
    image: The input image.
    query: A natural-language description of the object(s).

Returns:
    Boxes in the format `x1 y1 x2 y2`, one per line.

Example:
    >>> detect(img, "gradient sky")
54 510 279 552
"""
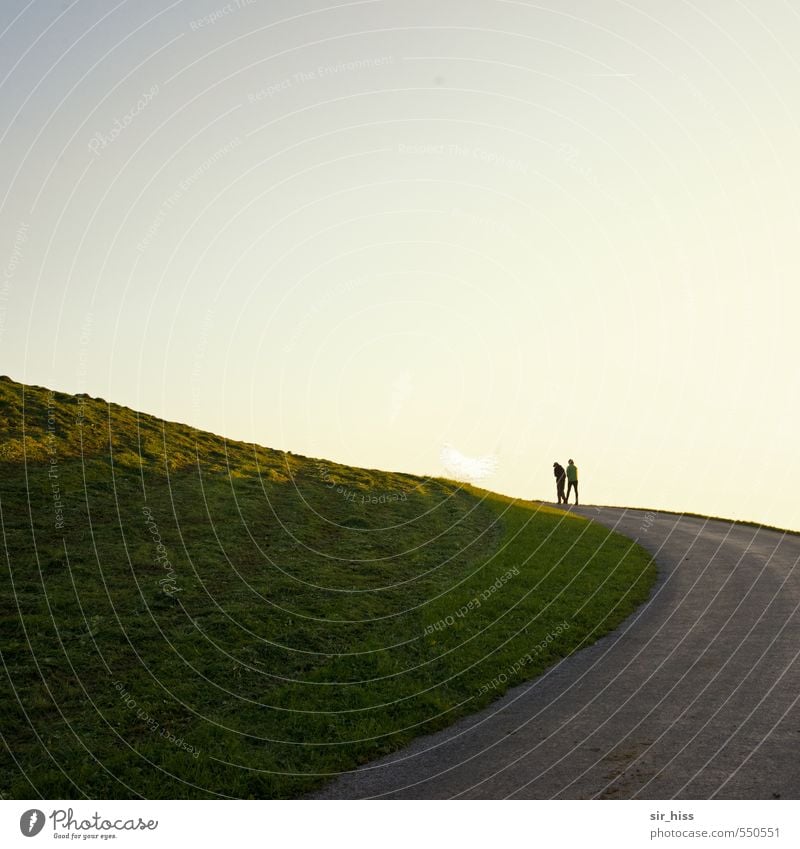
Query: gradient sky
1 0 798 530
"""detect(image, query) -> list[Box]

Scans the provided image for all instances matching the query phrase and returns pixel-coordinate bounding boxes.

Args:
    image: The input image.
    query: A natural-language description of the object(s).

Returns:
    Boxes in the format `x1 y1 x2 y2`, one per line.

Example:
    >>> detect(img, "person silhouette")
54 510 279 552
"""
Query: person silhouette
566 459 578 505
553 462 567 504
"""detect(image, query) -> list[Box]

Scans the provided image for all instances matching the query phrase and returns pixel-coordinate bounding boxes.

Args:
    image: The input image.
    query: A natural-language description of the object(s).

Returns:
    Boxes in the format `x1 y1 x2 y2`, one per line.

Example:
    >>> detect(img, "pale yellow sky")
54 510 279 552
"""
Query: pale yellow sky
1 0 798 529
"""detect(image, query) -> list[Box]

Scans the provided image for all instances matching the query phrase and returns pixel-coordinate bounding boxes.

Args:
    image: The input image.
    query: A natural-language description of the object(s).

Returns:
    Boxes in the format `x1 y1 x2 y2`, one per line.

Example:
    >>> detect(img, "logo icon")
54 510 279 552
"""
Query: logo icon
20 809 45 837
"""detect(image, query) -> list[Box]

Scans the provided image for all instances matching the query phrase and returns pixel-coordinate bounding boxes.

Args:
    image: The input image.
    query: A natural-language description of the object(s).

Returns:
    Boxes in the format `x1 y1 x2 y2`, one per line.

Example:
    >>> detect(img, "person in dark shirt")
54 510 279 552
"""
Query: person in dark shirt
553 462 567 504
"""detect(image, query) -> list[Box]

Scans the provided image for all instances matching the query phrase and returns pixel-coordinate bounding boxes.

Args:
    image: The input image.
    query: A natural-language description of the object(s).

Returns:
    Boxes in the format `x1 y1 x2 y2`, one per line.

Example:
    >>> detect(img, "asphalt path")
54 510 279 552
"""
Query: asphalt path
314 507 800 799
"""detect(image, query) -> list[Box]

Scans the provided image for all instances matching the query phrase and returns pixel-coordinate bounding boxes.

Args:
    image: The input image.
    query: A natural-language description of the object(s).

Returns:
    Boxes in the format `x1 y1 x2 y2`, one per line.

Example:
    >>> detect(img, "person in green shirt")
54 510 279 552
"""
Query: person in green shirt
566 459 578 505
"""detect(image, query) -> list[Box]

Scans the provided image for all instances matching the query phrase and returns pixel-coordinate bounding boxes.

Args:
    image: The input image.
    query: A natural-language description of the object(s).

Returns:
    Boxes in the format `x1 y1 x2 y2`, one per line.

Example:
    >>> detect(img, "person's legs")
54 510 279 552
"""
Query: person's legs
566 481 578 504
557 481 566 503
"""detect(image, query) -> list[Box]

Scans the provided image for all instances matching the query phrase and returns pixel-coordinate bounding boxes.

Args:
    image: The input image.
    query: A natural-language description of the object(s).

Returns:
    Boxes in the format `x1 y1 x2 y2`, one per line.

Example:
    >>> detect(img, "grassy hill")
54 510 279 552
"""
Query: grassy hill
0 375 656 798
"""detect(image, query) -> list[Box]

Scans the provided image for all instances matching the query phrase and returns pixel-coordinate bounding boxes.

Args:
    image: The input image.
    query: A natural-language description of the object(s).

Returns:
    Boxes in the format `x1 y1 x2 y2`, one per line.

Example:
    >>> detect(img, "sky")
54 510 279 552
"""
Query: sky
1 0 798 530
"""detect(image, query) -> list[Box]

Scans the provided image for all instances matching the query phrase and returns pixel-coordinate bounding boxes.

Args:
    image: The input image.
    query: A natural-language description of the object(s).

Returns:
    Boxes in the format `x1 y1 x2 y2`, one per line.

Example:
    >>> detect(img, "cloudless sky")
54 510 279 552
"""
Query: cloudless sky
1 0 798 530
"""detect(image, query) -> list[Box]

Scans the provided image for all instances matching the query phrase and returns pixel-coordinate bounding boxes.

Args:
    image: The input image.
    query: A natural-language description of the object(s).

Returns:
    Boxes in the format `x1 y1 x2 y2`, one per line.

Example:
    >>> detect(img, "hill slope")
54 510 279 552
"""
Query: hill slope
0 376 655 798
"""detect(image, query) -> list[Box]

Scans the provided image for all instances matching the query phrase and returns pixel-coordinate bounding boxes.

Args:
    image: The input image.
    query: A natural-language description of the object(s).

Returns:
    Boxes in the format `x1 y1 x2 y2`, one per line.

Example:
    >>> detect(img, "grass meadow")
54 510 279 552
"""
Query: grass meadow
0 375 655 798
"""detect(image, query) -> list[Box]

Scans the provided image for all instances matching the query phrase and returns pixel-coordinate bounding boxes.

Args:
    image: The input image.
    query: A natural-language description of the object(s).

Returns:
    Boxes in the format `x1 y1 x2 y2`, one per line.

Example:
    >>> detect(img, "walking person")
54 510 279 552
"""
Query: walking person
553 462 567 504
566 459 579 505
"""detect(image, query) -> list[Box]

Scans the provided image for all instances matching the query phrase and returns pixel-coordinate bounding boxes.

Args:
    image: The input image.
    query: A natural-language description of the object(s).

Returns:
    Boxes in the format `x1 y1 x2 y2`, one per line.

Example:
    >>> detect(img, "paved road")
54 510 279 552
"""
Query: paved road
314 508 800 799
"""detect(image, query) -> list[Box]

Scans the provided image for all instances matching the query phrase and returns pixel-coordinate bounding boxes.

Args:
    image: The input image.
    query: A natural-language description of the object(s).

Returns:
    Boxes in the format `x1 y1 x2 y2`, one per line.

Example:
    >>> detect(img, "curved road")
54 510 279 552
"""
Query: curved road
314 507 800 799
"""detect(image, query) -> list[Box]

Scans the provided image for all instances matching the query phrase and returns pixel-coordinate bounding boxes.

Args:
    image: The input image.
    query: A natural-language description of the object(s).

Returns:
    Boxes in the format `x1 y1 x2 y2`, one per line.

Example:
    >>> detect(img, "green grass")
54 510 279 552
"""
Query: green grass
0 375 656 798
